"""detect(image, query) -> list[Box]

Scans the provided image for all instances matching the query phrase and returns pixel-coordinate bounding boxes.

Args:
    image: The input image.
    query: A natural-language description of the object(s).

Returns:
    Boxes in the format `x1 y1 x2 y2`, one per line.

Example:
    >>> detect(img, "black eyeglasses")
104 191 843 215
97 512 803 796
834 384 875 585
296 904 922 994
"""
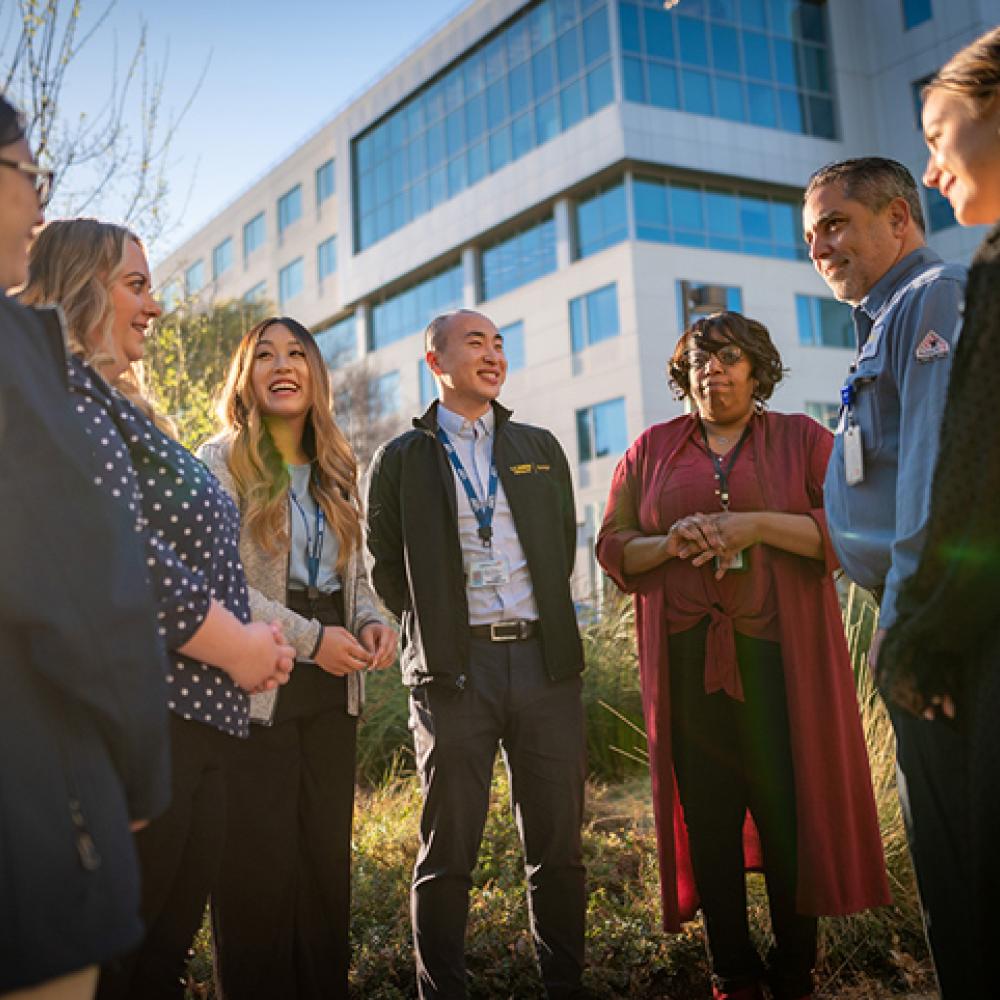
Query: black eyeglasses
683 344 745 370
0 158 54 208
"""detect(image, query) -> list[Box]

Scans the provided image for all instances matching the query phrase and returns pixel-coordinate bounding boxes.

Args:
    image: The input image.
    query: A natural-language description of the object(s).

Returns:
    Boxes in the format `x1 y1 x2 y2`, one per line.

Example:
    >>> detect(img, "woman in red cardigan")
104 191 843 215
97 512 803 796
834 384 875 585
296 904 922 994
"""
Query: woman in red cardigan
596 312 888 1000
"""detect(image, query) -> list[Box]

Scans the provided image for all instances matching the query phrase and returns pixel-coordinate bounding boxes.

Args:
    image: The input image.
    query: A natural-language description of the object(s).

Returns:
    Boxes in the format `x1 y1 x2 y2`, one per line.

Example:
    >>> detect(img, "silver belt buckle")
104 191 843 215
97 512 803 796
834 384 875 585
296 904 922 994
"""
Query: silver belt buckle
489 620 520 642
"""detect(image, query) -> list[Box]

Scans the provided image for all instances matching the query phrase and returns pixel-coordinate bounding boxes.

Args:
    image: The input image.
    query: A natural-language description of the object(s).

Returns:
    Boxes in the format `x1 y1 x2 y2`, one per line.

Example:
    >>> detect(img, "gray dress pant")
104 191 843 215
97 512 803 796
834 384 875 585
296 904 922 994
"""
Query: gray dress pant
408 635 586 1000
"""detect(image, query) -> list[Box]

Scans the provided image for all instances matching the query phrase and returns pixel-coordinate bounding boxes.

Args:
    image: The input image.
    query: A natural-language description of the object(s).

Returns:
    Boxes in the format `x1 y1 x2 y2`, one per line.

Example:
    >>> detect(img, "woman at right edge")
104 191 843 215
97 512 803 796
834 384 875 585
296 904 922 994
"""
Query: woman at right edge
596 312 888 1000
879 25 1000 991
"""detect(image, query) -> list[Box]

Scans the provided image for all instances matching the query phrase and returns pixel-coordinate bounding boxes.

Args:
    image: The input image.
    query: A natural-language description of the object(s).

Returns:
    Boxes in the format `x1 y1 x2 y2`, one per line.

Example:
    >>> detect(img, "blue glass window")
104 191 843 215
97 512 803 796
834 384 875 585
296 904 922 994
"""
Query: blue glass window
805 401 840 430
926 186 957 232
316 159 335 204
577 397 628 462
619 0 835 140
570 284 620 352
500 320 526 371
576 180 627 257
315 313 357 368
675 280 742 331
619 2 641 51
796 294 853 348
278 185 302 236
633 178 670 240
317 236 337 282
243 212 266 260
243 280 267 304
648 62 679 108
902 0 932 30
278 258 304 308
185 260 204 297
354 0 615 251
370 262 464 351
212 238 233 281
481 216 557 300
373 371 401 416
633 174 807 261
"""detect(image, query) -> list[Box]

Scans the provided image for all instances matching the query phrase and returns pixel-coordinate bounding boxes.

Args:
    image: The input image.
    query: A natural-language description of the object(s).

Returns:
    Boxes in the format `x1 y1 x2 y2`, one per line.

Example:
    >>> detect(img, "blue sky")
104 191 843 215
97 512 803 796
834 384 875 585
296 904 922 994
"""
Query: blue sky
46 0 470 261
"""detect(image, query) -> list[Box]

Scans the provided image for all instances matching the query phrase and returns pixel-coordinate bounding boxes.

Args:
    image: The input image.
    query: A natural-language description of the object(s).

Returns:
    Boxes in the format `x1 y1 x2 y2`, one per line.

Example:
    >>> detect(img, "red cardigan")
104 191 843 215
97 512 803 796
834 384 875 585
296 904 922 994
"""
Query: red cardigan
596 411 890 931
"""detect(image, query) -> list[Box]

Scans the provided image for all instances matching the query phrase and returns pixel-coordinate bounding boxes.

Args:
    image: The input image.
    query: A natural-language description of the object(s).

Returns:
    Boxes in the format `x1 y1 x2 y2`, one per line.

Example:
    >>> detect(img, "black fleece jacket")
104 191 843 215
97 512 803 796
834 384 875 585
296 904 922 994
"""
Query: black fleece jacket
366 400 584 689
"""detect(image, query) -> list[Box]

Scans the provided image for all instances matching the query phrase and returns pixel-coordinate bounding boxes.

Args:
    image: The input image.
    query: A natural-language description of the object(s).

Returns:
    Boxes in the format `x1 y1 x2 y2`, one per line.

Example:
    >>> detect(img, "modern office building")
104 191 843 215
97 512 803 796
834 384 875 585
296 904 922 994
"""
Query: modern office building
155 0 997 601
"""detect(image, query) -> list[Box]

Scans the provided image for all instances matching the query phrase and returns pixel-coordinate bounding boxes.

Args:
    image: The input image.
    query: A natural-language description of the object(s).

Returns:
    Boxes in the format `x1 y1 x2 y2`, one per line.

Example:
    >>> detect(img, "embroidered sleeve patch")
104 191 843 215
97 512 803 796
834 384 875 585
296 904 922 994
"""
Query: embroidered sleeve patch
915 330 951 363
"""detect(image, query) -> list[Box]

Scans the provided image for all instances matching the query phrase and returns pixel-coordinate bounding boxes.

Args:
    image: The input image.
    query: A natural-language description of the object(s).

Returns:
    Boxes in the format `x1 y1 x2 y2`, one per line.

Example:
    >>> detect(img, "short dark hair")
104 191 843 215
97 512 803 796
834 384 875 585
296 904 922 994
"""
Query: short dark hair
804 157 926 233
668 311 786 404
0 94 26 147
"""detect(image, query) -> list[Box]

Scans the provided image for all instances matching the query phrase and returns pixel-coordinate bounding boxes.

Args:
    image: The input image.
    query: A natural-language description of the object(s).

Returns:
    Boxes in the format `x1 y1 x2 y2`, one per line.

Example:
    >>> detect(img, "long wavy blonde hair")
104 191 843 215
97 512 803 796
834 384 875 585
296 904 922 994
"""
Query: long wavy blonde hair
20 217 170 432
217 316 361 567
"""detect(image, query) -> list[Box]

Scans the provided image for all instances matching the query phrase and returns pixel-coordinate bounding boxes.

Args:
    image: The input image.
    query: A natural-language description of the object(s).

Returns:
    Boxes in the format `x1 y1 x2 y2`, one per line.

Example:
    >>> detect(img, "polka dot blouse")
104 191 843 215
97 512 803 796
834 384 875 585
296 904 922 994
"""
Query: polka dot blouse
67 357 250 738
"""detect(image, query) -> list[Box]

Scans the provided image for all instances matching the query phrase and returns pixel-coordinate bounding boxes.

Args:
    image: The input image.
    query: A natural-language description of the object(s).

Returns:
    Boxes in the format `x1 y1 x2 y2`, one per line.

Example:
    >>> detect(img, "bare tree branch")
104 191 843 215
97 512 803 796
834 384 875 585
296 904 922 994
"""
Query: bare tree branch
0 1 206 249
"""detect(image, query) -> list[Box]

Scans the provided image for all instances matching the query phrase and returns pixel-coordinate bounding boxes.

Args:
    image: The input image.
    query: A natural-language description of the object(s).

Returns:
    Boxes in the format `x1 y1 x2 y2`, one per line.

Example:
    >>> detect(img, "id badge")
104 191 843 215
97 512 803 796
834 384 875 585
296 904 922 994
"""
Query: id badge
714 550 747 573
467 552 510 589
844 423 865 486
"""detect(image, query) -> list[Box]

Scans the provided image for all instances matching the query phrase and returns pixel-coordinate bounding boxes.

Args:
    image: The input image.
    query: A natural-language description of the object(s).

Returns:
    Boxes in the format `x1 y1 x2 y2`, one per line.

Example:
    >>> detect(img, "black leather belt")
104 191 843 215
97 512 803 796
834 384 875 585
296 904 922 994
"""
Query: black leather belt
469 619 538 642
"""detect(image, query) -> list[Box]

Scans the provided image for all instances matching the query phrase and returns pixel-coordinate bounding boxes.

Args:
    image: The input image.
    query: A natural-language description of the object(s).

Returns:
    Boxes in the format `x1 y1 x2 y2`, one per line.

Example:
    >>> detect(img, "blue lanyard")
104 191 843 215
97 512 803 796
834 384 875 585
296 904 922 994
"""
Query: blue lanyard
290 487 325 593
436 427 498 547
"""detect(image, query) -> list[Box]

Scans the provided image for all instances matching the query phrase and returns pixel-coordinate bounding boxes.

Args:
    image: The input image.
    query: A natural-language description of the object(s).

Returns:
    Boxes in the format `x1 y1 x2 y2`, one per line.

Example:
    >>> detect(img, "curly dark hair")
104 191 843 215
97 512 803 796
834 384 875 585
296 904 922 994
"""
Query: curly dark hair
667 311 786 405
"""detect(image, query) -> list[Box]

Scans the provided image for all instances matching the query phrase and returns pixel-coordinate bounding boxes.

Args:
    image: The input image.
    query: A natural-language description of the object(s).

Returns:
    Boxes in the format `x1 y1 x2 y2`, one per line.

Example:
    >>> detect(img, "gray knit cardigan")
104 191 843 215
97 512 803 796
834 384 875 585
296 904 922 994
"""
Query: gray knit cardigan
198 436 387 720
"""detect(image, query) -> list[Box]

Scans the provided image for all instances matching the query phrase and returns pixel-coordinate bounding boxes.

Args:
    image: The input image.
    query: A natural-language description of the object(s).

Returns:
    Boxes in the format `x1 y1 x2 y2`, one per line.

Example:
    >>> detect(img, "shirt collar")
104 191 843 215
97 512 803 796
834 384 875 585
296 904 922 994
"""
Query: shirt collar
858 246 942 321
437 402 495 439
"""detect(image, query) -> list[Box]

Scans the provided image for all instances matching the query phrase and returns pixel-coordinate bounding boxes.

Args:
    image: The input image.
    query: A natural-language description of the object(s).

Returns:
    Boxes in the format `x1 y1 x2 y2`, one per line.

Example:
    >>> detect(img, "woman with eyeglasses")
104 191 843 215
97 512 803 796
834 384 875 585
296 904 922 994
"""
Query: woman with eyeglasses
0 97 170 1000
596 312 888 1000
879 26 1000 987
20 219 296 1000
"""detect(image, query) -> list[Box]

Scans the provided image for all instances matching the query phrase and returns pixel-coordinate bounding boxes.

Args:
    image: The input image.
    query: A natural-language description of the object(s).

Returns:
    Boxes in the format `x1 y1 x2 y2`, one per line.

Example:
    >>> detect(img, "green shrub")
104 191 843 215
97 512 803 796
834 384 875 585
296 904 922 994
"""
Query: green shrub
185 584 934 998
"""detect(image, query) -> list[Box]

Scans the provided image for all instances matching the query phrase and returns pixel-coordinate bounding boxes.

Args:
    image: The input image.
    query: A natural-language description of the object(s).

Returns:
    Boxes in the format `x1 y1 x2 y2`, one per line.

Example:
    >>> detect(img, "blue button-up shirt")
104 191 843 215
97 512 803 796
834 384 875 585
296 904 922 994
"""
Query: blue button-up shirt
437 403 539 625
824 247 966 628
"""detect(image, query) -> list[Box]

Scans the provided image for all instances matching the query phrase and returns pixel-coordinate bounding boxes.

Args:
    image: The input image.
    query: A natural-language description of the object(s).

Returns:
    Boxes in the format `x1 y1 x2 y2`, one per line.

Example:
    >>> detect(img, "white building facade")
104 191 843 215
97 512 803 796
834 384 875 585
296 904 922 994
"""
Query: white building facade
156 0 999 601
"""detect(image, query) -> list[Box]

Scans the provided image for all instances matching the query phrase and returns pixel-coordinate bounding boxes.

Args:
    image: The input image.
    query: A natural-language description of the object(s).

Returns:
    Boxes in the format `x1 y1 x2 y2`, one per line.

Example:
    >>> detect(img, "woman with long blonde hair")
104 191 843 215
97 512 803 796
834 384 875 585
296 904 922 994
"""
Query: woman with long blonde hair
199 316 395 999
21 218 295 1000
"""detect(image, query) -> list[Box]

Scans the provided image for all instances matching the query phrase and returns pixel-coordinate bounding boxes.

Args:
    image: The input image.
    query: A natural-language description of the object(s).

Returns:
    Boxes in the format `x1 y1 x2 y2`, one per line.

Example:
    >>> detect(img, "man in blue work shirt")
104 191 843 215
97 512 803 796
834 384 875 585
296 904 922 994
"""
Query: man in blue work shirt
367 309 587 1000
802 157 968 998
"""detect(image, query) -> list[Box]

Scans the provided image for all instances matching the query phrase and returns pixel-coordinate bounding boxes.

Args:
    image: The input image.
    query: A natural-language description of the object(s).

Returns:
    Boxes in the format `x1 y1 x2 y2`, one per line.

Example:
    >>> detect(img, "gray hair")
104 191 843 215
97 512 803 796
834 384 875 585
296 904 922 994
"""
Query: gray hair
805 157 926 233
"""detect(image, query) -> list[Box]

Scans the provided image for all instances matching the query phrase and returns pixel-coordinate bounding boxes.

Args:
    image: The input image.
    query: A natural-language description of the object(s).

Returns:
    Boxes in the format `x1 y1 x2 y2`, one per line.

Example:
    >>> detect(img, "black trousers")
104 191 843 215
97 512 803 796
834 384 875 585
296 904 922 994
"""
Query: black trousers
669 620 816 998
969 632 1000 990
97 715 232 1000
211 591 358 1000
889 704 975 998
409 636 587 1000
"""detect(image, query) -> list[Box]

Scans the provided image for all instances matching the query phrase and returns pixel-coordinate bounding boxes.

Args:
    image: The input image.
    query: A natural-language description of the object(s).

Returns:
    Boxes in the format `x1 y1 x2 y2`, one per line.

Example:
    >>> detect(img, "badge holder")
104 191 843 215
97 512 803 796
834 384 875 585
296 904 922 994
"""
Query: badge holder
714 549 747 573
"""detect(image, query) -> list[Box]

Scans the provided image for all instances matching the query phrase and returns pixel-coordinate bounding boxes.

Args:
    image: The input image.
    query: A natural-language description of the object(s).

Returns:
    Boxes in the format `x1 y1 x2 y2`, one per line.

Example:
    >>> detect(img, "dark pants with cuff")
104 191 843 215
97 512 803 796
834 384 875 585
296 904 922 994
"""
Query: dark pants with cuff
212 590 357 1000
97 715 232 1000
669 620 816 999
409 635 587 1000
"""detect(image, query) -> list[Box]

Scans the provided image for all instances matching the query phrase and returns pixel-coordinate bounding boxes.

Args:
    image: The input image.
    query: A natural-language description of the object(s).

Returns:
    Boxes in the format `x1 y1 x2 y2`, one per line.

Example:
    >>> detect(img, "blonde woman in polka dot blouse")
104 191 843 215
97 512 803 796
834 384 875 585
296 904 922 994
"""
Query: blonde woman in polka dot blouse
22 219 296 1000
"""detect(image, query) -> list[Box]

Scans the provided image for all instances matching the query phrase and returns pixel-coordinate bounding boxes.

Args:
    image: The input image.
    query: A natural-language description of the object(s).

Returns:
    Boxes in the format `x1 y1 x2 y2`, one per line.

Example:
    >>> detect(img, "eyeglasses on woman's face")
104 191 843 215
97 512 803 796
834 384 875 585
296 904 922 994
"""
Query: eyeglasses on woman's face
0 157 54 208
684 343 745 370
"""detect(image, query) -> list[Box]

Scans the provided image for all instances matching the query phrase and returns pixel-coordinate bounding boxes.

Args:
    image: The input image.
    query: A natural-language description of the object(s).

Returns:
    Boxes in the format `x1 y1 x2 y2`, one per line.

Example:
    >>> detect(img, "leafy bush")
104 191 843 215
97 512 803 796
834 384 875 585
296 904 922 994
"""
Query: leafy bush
185 585 935 998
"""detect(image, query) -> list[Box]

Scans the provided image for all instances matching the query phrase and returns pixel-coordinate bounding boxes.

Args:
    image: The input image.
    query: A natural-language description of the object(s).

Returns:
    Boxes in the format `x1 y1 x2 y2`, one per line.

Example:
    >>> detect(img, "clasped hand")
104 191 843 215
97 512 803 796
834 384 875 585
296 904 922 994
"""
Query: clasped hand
315 622 397 676
665 511 758 579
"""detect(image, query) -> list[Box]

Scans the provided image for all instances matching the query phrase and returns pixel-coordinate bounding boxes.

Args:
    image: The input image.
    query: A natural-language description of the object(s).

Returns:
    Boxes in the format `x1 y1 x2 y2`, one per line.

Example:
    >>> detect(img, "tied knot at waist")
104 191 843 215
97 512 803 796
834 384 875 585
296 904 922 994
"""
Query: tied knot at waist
704 604 743 701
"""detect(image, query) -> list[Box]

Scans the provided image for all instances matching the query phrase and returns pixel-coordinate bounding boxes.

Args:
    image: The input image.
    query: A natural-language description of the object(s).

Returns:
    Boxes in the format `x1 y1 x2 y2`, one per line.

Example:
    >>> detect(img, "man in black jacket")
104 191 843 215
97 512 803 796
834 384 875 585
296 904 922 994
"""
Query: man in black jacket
0 94 170 997
367 309 587 1000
